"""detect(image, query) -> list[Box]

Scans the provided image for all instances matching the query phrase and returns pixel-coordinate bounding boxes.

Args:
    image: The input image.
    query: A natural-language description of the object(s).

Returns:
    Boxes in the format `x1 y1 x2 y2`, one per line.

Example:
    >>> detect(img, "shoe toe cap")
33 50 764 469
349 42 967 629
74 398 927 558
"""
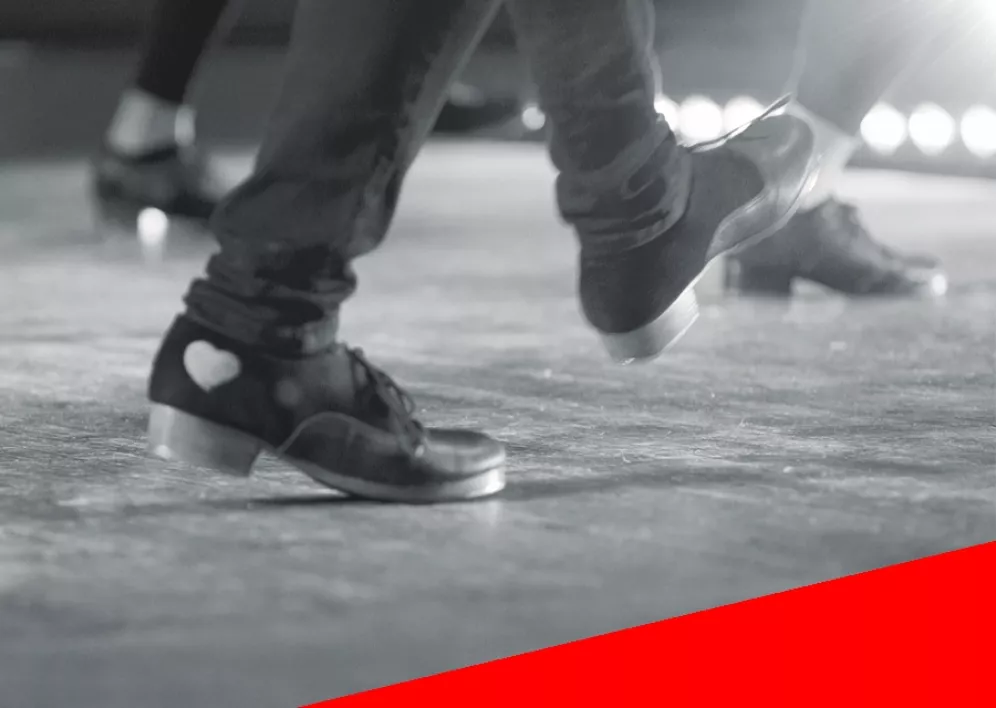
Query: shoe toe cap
423 429 507 476
907 266 949 297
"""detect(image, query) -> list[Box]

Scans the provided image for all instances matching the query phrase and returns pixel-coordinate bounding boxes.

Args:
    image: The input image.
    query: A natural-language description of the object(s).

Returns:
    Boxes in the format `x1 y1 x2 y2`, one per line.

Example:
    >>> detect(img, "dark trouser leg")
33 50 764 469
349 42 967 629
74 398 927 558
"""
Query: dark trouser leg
791 0 979 135
135 0 235 105
505 0 690 254
185 0 503 355
187 0 812 364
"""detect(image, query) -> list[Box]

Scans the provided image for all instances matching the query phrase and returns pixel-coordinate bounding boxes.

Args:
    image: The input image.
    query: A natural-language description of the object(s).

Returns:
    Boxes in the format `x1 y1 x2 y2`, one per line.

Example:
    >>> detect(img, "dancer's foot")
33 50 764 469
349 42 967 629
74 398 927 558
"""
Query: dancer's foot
724 198 948 297
580 112 818 364
146 317 506 503
91 144 224 225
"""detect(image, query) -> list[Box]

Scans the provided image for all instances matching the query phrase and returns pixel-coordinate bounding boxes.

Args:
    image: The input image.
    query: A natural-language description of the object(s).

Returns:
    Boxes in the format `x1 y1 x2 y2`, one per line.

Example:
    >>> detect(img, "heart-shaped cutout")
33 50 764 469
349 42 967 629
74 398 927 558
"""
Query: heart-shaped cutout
183 341 242 392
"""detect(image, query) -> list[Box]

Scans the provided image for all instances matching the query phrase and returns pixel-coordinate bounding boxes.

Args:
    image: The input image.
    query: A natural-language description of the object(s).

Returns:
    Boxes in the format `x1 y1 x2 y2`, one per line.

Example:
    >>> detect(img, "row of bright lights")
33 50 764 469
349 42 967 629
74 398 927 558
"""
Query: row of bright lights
521 96 996 159
861 103 996 158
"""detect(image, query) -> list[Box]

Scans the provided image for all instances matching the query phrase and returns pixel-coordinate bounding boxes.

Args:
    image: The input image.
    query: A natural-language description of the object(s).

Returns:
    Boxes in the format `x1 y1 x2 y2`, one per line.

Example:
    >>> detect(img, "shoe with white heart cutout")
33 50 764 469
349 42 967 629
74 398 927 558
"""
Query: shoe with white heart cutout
146 316 506 503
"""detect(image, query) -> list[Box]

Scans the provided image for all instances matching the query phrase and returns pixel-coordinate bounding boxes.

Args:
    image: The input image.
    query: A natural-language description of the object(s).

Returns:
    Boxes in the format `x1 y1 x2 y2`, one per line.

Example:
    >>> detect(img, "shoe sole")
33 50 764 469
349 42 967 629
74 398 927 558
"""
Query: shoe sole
724 265 949 299
598 119 819 365
147 405 506 504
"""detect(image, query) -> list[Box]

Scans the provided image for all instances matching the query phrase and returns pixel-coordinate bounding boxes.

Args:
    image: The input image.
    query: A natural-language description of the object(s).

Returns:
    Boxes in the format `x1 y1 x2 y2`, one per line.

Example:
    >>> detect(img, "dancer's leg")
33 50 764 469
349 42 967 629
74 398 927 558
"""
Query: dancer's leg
150 0 508 503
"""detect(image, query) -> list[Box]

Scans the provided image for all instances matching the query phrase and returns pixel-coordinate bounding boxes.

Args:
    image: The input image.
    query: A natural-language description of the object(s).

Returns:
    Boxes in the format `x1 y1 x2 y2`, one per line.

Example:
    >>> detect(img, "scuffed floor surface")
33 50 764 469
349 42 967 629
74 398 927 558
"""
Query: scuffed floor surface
1 143 994 707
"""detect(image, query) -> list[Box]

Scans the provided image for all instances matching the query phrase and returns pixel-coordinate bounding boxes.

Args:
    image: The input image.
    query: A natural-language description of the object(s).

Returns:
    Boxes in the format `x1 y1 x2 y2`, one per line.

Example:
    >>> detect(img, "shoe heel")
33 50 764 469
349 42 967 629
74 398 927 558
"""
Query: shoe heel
724 262 794 296
598 286 700 365
147 405 262 477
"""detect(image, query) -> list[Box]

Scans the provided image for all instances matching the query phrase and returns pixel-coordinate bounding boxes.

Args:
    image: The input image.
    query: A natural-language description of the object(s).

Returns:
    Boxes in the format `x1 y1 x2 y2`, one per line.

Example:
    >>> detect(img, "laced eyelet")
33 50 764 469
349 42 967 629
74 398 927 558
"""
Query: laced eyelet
346 346 428 457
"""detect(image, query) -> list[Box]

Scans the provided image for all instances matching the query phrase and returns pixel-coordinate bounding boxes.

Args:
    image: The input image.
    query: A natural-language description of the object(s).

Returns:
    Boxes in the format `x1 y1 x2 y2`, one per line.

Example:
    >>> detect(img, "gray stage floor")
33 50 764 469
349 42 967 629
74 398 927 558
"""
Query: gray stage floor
1 143 994 707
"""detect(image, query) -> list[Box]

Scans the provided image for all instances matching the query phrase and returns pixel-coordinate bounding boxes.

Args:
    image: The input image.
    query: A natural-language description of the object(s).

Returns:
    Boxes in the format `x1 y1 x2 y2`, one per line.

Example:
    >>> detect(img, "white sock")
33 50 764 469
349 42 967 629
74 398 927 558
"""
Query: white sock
106 89 196 156
788 102 859 211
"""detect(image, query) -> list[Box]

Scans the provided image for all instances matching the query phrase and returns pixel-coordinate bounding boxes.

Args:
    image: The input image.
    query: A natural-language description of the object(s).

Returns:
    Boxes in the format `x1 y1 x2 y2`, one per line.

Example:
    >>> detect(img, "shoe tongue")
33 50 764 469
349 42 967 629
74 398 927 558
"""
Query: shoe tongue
286 346 362 410
291 346 399 427
325 347 365 403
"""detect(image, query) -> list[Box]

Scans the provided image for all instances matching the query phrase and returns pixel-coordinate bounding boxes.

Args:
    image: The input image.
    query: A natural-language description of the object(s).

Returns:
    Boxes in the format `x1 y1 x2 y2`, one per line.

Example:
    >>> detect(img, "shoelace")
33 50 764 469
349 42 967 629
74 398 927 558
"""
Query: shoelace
347 347 427 458
687 94 793 153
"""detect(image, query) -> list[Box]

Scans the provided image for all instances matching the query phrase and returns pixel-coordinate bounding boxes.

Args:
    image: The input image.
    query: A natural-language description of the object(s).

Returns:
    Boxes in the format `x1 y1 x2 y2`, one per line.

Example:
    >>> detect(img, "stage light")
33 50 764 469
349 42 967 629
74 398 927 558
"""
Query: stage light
983 0 996 27
908 103 956 156
654 94 679 127
960 105 996 158
723 96 764 132
679 95 724 142
860 103 907 155
137 208 168 247
521 103 546 131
